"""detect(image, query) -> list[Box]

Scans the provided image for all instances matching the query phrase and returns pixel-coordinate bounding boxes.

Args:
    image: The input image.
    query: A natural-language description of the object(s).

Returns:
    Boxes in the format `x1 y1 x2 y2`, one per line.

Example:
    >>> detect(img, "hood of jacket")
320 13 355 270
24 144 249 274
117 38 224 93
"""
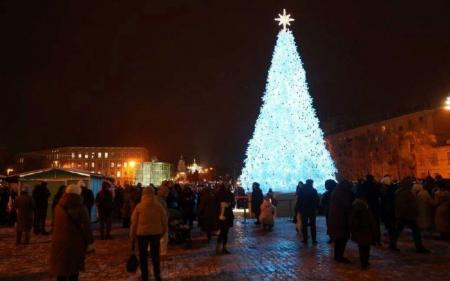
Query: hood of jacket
58 193 83 209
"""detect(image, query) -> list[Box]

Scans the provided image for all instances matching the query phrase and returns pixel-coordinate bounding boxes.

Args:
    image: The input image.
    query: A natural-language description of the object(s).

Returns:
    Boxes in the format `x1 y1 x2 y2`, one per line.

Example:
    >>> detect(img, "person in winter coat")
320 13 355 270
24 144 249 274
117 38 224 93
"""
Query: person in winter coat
259 198 275 230
351 187 377 270
391 177 429 253
266 188 277 206
113 186 124 220
380 176 397 247
321 179 337 243
361 175 382 245
157 182 170 255
50 183 94 281
328 180 354 263
412 179 423 196
179 185 195 228
297 179 320 244
96 181 114 240
122 185 139 228
51 185 66 232
294 181 304 233
32 182 50 235
434 181 450 241
251 182 264 225
416 180 435 231
198 185 219 241
215 184 235 254
79 181 94 220
15 186 34 245
130 187 168 281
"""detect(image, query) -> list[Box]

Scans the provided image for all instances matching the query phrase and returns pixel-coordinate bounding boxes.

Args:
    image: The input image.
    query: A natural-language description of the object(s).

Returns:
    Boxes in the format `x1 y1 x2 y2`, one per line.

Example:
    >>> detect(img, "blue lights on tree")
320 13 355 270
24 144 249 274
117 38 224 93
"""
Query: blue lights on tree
240 25 336 193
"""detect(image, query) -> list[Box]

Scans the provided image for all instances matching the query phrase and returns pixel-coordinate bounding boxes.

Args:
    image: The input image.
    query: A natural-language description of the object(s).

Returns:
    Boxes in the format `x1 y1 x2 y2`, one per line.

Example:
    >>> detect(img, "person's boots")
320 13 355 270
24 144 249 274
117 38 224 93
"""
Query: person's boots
301 230 308 243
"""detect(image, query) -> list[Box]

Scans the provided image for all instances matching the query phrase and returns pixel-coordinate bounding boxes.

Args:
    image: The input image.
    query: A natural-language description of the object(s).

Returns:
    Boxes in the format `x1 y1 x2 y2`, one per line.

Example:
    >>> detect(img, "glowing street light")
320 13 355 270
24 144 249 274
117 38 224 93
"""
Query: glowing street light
128 160 136 168
444 97 450 110
6 168 14 175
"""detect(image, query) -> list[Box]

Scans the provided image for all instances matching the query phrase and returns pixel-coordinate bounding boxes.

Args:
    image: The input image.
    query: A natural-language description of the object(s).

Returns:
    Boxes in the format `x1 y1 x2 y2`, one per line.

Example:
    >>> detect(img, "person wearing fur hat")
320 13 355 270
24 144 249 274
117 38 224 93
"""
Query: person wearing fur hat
50 183 94 281
15 186 34 245
130 186 167 281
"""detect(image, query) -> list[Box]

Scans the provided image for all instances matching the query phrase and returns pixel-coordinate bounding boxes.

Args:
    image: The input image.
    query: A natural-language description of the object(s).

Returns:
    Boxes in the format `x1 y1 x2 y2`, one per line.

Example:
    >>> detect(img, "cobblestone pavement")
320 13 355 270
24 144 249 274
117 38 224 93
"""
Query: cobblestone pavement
1 216 449 281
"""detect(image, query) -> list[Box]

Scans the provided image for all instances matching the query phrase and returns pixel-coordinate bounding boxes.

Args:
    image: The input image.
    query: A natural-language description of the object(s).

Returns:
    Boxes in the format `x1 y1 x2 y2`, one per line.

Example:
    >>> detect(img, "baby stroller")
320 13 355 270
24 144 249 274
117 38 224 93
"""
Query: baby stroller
168 208 191 245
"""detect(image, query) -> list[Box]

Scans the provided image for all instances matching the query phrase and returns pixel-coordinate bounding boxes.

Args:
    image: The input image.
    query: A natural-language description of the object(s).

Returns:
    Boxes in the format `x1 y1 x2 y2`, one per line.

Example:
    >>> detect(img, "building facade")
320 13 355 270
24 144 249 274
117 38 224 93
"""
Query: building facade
135 161 171 187
326 109 450 180
16 147 149 185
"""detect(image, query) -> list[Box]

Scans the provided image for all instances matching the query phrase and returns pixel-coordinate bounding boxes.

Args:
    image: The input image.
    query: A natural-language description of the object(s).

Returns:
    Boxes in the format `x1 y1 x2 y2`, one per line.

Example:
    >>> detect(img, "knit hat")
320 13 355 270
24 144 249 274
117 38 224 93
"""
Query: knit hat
65 183 82 195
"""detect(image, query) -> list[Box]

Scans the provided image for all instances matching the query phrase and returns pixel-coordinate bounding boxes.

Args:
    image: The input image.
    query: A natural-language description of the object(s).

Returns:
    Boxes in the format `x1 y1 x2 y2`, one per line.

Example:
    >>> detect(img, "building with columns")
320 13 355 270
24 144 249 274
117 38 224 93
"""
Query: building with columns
326 109 450 180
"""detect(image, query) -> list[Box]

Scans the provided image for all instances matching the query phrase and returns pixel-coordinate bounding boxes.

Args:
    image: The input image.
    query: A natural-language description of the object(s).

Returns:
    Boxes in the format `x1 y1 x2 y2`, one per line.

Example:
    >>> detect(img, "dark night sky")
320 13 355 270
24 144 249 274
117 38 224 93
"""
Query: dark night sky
1 0 449 172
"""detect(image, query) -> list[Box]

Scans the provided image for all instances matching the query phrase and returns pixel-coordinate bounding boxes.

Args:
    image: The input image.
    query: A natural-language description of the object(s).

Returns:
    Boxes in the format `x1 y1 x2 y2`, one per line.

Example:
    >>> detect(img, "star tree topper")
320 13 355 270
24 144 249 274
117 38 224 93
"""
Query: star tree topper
275 9 295 30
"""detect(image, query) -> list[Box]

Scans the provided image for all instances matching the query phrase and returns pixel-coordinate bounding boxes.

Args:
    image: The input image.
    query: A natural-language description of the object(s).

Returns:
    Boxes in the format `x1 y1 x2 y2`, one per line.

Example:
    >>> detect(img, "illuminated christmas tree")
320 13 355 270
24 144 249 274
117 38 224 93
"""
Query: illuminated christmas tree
240 10 336 193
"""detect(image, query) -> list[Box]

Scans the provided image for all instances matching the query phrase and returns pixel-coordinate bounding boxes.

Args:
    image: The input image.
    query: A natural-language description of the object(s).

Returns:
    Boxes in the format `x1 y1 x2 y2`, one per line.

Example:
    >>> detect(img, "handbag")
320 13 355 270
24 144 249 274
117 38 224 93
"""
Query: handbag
126 239 139 273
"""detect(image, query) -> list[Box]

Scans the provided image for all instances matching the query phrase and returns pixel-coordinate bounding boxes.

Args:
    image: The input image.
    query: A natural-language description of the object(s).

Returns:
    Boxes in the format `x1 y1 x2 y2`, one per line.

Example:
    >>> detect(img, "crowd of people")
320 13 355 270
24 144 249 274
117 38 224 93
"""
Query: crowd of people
294 175 450 269
0 173 449 280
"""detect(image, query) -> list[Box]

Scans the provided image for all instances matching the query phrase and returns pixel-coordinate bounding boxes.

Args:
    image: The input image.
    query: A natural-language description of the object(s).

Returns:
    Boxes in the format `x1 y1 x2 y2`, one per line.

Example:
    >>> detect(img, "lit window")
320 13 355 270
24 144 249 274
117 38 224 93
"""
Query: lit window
85 162 88 167
85 154 89 159
117 163 122 168
78 153 82 159
98 152 102 158
117 171 121 177
91 162 95 168
77 164 81 168
124 162 128 168
111 162 115 168
91 152 95 159
71 152 75 159
105 152 109 158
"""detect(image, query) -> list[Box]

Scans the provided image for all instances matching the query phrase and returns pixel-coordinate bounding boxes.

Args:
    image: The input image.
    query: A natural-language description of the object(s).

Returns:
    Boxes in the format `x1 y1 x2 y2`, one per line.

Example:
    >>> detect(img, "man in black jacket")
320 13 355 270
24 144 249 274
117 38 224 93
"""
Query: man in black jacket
80 181 94 220
32 182 50 235
297 179 320 244
251 182 264 225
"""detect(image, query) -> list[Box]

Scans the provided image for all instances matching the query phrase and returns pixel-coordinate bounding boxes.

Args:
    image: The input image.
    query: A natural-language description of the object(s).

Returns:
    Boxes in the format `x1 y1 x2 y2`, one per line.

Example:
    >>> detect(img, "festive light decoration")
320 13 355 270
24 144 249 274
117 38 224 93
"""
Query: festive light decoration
275 9 294 30
240 12 336 193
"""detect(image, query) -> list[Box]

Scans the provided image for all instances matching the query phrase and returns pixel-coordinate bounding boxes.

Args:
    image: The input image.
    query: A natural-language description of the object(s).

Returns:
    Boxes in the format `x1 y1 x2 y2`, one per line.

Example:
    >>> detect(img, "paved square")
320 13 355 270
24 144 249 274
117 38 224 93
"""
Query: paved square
0 217 449 281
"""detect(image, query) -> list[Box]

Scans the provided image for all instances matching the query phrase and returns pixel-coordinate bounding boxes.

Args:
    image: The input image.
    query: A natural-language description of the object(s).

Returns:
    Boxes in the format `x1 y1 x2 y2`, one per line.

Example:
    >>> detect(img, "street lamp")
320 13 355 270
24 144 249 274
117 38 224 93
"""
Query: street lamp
444 97 450 110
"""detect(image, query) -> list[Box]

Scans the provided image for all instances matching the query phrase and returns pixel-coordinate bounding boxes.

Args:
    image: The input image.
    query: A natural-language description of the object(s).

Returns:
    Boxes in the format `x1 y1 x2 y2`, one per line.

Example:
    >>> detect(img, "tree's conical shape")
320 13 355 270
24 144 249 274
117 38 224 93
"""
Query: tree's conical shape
240 29 336 193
